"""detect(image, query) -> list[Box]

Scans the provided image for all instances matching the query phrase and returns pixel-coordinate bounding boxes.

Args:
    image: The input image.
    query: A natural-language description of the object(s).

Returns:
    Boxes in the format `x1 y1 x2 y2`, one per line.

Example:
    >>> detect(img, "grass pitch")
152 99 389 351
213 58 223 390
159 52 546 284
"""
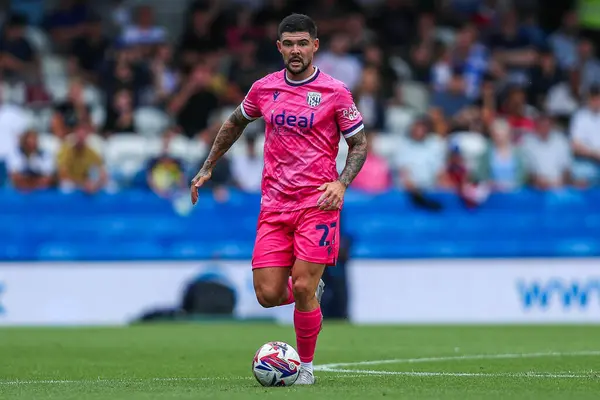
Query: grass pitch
1 323 599 399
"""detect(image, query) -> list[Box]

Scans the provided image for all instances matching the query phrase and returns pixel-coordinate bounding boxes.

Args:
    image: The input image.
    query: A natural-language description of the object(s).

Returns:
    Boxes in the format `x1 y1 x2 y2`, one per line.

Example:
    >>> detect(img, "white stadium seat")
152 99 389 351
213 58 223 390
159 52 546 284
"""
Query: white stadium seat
134 107 172 137
104 134 151 180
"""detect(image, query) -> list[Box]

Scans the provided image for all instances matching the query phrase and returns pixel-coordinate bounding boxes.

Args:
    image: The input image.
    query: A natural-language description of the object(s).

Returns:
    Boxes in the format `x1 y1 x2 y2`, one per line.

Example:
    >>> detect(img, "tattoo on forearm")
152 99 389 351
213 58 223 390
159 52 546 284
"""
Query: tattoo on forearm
203 106 250 170
339 129 368 187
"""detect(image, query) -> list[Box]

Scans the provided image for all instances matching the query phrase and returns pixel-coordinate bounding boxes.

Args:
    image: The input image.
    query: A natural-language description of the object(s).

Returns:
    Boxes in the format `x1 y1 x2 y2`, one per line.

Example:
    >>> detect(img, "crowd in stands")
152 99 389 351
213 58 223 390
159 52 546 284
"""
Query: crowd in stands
0 0 599 207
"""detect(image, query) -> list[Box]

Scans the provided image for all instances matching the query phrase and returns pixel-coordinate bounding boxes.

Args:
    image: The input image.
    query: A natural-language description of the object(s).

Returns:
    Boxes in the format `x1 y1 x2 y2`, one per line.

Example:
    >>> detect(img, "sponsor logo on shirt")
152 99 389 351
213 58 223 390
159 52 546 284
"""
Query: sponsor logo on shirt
270 110 315 133
342 104 360 121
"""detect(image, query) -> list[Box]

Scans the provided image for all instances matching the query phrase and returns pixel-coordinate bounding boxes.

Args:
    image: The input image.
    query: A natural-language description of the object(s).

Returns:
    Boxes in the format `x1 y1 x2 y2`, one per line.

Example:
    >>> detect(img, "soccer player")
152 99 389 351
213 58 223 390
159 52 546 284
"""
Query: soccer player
190 13 367 384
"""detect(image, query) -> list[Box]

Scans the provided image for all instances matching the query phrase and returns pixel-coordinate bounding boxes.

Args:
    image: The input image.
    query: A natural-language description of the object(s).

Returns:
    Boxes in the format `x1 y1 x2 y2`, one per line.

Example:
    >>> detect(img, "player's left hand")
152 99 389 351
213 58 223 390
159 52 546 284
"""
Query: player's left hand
316 181 346 211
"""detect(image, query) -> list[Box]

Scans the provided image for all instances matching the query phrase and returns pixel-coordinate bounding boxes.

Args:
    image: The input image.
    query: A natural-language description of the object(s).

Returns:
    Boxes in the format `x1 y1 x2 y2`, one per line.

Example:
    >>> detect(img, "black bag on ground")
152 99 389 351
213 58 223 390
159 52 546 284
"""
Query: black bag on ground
181 280 236 316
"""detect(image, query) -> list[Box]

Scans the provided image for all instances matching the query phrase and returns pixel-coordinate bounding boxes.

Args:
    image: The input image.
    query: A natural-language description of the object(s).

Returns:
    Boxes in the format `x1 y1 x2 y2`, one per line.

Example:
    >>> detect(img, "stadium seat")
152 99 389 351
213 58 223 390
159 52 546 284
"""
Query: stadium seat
400 81 429 114
25 26 51 54
134 107 172 137
104 134 151 183
385 106 417 136
37 133 61 157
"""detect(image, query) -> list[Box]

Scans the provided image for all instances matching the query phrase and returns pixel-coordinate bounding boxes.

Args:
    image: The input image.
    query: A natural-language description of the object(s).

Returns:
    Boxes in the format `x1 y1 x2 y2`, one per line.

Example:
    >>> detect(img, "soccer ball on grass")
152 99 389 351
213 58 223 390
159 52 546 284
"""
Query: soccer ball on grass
252 341 301 386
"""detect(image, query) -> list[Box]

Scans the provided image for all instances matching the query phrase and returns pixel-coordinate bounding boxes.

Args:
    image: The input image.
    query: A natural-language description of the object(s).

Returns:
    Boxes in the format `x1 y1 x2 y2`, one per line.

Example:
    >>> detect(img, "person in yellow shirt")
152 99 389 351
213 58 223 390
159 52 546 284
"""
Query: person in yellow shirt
56 124 107 193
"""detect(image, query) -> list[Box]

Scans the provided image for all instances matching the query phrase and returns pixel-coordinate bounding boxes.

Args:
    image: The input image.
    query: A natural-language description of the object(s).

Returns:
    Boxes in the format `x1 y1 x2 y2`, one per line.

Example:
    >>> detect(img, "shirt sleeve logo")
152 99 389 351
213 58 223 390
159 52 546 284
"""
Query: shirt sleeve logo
342 104 360 121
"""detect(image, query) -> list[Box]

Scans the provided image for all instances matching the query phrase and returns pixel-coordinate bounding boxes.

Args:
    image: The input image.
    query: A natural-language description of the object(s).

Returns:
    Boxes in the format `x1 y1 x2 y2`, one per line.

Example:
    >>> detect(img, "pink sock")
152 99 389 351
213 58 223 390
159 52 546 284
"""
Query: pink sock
282 278 294 305
294 307 323 363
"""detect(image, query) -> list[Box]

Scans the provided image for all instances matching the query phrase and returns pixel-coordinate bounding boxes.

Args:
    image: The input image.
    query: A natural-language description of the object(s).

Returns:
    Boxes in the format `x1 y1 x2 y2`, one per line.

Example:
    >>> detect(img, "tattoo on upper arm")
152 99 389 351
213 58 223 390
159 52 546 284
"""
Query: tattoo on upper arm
203 106 252 169
339 129 368 187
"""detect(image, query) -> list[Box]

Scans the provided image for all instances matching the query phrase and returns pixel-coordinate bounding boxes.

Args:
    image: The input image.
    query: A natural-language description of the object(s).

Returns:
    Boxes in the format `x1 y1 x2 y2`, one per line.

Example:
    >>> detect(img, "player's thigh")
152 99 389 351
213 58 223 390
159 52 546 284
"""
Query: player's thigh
293 207 341 266
252 211 295 269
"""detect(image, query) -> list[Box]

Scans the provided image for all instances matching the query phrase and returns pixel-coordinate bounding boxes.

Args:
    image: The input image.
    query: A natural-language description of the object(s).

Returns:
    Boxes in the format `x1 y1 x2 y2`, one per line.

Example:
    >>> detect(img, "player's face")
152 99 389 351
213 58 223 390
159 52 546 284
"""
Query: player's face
277 32 319 76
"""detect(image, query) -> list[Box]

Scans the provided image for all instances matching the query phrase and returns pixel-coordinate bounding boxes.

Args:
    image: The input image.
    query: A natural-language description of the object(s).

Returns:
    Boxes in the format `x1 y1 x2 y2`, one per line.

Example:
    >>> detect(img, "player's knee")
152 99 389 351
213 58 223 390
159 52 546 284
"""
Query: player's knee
292 279 314 303
255 286 284 308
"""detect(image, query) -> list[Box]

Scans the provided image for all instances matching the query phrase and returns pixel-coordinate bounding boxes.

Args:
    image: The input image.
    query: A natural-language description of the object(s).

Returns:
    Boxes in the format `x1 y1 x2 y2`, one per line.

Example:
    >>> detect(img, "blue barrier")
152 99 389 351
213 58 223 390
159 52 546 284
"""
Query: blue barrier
0 188 599 261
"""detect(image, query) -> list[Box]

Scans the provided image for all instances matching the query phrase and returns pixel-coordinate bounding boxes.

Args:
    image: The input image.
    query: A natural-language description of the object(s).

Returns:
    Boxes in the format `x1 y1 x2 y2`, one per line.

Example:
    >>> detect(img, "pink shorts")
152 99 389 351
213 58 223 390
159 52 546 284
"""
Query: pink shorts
251 207 341 269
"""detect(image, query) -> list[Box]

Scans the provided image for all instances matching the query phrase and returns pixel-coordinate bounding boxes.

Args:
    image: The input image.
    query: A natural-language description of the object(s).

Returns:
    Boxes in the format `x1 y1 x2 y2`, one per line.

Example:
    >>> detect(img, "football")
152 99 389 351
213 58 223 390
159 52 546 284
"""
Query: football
252 341 301 386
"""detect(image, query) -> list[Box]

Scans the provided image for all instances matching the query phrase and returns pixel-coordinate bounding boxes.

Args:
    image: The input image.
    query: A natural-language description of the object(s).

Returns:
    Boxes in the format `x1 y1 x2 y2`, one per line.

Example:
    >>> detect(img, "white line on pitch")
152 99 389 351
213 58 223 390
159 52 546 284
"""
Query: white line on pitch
314 350 600 370
317 368 593 379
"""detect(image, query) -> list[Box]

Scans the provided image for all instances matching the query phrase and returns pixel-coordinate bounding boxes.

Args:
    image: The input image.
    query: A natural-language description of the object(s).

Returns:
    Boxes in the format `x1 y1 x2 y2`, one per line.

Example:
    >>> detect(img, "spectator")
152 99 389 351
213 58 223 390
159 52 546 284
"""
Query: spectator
225 8 262 52
121 5 166 48
351 131 392 193
487 10 537 86
576 38 600 94
451 22 489 99
395 118 446 191
231 134 263 193
361 43 397 100
102 47 153 107
69 14 110 84
522 115 571 190
500 86 536 140
168 63 219 138
256 19 284 71
42 0 89 53
149 42 179 107
102 88 135 136
228 35 265 95
0 92 30 162
56 124 107 193
478 118 526 191
7 130 54 191
355 67 386 130
570 85 600 187
548 10 579 70
315 33 363 91
344 12 376 56
178 2 224 69
50 78 93 138
145 129 186 198
409 41 435 84
0 13 40 83
369 0 417 51
526 47 565 110
431 67 472 119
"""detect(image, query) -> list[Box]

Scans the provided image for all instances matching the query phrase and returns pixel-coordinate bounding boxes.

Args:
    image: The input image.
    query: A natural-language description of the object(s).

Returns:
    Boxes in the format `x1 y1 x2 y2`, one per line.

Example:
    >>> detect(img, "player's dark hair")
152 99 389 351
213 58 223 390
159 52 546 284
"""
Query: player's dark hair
278 14 317 40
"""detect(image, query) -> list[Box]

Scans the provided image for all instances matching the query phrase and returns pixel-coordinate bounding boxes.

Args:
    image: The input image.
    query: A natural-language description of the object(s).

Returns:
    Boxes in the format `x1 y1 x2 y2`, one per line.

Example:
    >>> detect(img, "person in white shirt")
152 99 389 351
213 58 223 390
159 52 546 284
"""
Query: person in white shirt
522 115 571 189
231 134 263 193
314 33 362 91
7 130 54 191
570 85 600 186
121 5 166 47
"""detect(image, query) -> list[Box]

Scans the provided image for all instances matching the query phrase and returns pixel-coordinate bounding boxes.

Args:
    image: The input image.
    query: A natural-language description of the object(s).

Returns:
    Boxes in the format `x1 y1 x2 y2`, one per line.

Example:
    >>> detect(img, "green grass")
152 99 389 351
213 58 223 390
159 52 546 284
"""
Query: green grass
1 323 599 399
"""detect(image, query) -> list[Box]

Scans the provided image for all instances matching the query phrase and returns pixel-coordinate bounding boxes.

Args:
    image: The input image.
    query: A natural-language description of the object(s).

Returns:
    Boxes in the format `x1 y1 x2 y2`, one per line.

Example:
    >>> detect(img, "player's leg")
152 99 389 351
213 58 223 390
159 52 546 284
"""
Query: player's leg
291 208 341 384
252 267 291 308
251 210 296 308
291 259 326 384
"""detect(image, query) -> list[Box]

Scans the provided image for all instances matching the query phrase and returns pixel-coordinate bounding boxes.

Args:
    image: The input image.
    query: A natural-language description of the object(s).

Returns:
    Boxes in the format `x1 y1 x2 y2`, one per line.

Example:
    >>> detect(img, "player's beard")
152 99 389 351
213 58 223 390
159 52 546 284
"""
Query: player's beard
285 56 310 77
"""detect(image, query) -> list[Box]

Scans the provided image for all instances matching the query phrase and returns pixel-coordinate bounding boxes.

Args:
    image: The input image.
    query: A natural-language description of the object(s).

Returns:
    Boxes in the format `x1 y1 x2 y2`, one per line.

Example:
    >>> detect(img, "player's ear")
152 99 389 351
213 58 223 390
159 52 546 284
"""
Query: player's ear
313 38 319 52
276 40 282 53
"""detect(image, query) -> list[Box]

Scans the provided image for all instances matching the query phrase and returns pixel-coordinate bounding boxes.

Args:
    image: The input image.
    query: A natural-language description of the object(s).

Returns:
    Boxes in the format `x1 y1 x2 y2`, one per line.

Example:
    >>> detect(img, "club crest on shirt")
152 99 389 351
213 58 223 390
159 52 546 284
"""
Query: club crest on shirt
306 91 321 107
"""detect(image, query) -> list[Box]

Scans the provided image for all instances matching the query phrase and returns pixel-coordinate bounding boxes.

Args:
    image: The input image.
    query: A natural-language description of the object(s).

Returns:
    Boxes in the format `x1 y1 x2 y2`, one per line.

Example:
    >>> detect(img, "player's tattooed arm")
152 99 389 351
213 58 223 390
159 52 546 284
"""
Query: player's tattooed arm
339 129 368 188
190 106 251 204
202 106 251 171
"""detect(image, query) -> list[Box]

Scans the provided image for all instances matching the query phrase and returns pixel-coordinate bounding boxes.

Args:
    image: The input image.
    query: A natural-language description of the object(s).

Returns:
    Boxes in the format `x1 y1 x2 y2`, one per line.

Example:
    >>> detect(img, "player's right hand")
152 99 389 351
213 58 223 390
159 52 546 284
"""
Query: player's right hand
190 169 212 205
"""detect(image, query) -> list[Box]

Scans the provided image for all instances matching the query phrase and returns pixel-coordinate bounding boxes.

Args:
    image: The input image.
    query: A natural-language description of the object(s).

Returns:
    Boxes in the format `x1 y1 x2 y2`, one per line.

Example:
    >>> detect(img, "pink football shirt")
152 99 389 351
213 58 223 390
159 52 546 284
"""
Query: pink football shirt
241 67 364 212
